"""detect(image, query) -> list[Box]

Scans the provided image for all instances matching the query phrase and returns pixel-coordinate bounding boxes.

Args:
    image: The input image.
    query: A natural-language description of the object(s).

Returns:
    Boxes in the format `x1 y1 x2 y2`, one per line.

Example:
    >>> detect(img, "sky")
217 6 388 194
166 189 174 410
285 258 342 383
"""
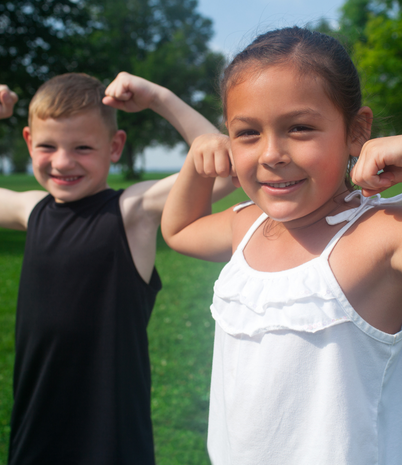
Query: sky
142 0 346 172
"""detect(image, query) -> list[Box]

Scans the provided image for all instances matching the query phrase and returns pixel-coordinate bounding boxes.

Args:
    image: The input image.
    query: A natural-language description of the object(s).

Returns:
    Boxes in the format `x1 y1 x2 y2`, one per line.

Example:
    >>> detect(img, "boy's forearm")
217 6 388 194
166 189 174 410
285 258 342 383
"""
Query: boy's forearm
0 85 18 119
149 86 219 146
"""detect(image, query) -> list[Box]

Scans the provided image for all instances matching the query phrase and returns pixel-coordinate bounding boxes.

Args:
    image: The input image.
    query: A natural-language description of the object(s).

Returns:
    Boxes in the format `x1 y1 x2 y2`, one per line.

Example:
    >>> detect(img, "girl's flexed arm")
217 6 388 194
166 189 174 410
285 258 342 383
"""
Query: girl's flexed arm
352 135 402 196
162 134 236 262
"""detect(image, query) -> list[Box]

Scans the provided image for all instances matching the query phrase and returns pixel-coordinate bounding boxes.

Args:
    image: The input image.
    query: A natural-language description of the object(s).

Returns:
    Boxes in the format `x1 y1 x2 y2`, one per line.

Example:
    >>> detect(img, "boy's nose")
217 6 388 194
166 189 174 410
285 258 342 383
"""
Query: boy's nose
51 150 75 170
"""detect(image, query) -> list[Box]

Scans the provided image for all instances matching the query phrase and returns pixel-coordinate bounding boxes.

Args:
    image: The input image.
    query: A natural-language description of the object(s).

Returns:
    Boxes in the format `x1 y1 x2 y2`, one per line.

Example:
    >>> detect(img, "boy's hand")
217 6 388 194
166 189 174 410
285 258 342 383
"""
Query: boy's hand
191 133 239 186
103 72 160 113
0 85 18 119
351 135 402 196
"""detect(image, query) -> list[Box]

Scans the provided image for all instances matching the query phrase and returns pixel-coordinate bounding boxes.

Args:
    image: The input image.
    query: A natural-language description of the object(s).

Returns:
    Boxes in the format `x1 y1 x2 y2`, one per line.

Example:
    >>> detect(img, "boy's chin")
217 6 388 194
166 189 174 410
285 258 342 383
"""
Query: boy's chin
51 187 106 204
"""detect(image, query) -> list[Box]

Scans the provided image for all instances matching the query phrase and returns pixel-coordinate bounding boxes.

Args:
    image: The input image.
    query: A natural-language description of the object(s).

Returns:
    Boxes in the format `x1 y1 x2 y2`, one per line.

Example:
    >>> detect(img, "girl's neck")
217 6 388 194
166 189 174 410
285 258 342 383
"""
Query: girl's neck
273 189 357 233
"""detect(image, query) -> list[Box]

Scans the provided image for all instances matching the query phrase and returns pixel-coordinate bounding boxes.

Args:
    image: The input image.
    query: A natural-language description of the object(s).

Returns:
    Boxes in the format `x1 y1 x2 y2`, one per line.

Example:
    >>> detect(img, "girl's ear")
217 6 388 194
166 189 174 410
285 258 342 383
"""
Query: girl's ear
349 106 373 157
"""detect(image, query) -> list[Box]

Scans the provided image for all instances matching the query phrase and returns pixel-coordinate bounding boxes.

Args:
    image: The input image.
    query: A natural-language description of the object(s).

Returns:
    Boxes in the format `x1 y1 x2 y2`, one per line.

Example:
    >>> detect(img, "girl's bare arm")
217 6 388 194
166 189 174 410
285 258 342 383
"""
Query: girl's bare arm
161 134 236 262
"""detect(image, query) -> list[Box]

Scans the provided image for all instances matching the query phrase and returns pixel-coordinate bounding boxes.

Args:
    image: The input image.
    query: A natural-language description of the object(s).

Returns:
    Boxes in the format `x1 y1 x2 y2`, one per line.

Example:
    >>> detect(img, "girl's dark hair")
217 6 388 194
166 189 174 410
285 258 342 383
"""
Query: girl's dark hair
221 26 362 135
221 26 366 188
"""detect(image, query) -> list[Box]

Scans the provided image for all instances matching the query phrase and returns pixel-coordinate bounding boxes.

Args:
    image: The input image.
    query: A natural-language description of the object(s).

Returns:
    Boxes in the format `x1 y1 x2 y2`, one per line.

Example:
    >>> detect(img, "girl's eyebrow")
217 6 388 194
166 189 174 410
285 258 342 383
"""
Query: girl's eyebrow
283 109 322 118
229 108 323 126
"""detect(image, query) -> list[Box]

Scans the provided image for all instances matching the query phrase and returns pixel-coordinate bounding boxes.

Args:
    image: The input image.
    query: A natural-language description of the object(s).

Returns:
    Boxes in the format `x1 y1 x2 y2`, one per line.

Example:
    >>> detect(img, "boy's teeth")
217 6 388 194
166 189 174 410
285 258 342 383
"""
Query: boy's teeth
267 181 299 188
58 176 79 181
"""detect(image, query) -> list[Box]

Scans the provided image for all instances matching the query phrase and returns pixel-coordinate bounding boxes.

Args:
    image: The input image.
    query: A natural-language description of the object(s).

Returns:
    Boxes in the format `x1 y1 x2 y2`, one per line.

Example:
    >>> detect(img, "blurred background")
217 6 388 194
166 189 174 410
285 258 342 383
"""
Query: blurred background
1 0 401 176
1 2 402 463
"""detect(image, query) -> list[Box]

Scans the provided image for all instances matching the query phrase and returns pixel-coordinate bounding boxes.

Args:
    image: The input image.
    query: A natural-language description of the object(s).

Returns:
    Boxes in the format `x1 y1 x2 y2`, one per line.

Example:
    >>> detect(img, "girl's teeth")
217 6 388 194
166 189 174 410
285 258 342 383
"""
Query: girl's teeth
267 181 299 188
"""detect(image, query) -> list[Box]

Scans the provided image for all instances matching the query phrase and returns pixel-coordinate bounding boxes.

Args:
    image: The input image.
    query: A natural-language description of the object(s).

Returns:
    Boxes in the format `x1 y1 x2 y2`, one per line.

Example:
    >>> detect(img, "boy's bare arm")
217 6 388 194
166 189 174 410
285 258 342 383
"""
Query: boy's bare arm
103 72 219 145
0 85 47 230
0 85 18 119
0 188 47 230
120 170 235 284
104 73 235 282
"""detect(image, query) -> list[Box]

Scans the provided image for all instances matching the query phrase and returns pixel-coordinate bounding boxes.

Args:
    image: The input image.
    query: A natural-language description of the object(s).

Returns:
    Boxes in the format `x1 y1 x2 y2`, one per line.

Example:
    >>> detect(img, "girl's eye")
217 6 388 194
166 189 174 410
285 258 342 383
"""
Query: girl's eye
236 129 259 138
290 125 312 133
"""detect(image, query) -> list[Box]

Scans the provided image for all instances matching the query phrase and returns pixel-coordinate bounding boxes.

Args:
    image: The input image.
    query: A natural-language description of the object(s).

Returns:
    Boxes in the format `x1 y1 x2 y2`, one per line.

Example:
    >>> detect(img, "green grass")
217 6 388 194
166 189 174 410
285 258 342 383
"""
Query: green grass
0 173 247 465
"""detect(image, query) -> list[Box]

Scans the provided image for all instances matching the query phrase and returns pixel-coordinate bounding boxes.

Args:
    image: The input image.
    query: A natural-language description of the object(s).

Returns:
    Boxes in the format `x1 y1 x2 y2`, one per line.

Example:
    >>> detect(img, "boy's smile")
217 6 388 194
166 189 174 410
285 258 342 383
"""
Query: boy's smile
23 110 125 203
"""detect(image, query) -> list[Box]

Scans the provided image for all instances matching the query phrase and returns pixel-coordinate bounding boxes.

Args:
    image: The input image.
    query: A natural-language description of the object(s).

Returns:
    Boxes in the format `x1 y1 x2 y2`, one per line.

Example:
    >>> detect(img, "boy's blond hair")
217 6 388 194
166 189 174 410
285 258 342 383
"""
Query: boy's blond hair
28 73 118 135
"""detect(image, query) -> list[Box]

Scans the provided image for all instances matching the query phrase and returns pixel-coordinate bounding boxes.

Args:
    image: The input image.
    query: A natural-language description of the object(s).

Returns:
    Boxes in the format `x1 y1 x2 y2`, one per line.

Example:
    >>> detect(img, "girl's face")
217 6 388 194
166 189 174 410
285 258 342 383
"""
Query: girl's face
226 64 359 224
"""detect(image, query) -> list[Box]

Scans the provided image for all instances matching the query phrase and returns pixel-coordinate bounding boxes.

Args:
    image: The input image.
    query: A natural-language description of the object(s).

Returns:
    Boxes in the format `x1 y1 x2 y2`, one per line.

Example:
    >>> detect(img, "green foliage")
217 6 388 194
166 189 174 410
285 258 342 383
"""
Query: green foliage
313 0 402 136
0 0 96 172
338 0 372 44
354 12 402 134
85 0 224 178
0 0 224 177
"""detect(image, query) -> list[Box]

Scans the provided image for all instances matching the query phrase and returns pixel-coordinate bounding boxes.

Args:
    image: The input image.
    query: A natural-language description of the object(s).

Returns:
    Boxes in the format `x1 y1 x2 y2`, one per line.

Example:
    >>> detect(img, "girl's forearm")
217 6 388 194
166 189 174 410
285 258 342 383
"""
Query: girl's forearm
162 150 215 248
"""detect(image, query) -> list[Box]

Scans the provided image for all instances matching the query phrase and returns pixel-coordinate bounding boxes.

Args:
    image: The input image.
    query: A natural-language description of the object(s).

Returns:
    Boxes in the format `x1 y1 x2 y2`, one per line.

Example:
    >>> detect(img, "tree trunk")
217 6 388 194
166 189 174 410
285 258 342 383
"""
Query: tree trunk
123 141 142 180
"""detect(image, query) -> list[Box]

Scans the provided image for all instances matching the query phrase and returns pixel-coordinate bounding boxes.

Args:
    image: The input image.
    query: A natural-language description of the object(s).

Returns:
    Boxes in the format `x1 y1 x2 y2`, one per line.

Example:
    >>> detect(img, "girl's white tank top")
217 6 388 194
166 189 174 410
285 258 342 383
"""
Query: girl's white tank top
208 191 402 465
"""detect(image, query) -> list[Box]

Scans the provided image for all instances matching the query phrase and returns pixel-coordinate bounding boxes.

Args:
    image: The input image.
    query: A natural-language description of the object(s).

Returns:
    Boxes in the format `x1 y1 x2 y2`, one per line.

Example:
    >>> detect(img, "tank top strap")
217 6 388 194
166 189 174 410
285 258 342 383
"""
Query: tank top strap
236 212 268 252
321 190 402 259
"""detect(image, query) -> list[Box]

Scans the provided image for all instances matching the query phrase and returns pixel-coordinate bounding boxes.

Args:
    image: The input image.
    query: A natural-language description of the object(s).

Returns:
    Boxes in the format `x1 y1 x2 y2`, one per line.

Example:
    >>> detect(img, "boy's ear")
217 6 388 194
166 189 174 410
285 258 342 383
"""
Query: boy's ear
110 129 126 163
349 106 373 157
22 126 33 156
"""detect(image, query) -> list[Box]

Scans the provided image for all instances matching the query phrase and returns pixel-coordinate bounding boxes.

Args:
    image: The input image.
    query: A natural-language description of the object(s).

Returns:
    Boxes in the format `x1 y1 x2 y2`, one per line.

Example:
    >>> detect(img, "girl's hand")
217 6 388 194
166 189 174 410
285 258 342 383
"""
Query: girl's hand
351 135 402 196
191 133 239 185
103 72 160 113
0 85 18 119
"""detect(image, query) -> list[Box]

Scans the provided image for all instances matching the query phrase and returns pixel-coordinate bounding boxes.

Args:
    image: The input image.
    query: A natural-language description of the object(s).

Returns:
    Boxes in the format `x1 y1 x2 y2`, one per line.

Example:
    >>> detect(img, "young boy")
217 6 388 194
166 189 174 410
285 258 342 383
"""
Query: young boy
0 73 231 464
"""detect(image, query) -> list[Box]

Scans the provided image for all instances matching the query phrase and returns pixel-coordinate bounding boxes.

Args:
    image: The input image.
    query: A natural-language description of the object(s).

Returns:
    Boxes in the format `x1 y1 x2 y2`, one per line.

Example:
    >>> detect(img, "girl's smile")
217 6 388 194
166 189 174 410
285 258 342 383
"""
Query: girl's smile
226 64 362 225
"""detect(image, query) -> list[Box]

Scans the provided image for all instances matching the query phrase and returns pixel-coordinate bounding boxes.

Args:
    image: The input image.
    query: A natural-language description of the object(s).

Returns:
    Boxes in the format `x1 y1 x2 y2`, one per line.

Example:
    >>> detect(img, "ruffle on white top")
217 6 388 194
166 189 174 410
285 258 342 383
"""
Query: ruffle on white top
211 191 402 338
211 254 349 337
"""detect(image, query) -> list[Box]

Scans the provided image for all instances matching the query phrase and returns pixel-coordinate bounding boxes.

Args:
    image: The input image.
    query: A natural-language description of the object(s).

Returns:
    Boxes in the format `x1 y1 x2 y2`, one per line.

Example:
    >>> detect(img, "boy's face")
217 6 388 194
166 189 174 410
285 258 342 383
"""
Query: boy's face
23 110 126 203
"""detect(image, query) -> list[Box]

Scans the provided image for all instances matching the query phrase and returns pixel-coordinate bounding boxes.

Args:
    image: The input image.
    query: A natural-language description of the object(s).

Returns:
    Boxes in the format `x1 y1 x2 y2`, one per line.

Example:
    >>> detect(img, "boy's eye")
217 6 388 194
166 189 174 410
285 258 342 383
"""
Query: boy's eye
37 144 55 151
76 145 93 151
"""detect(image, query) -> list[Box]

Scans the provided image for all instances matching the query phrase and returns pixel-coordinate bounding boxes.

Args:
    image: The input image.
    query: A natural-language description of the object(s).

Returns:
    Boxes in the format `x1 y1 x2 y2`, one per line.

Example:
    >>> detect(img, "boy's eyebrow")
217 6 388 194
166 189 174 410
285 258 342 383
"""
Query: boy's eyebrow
229 108 322 125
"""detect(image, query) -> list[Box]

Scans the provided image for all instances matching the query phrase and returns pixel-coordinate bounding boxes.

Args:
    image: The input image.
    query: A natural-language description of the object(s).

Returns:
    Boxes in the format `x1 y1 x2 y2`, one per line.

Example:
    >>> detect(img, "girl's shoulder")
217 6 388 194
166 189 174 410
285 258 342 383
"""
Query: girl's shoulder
231 202 264 250
344 202 402 271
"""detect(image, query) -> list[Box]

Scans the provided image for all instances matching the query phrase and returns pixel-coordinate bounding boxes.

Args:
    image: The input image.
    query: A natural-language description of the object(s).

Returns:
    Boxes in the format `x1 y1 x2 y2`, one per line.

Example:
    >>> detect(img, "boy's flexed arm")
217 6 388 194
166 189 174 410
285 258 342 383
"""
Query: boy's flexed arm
0 85 47 230
103 72 219 144
103 73 235 283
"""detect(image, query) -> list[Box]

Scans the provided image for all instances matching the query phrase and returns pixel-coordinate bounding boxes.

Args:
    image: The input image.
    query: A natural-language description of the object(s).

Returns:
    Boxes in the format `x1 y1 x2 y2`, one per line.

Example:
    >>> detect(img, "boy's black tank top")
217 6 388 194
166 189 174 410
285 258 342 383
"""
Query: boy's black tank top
8 189 161 465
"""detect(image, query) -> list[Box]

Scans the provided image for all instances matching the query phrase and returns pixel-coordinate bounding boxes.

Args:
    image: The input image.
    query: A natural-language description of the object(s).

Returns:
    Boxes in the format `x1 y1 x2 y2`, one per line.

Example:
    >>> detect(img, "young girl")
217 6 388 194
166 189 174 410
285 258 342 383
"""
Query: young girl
161 27 402 464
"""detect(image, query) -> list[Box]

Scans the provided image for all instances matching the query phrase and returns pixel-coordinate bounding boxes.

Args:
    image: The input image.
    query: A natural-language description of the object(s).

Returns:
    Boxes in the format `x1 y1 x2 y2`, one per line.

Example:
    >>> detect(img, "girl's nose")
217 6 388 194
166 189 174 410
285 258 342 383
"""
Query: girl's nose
259 137 289 169
52 150 75 170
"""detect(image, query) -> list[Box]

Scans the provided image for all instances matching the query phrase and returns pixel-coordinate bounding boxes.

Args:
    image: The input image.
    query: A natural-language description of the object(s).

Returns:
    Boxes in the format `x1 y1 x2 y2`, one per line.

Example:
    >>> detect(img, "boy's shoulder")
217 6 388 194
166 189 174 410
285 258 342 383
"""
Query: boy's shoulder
0 188 48 230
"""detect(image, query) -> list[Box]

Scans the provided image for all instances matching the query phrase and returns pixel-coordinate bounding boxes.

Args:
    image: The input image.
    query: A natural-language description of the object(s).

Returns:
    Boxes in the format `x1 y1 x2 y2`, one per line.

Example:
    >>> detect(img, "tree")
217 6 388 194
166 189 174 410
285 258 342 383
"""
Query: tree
0 0 224 176
83 0 224 178
313 0 402 136
0 0 95 171
353 10 402 134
